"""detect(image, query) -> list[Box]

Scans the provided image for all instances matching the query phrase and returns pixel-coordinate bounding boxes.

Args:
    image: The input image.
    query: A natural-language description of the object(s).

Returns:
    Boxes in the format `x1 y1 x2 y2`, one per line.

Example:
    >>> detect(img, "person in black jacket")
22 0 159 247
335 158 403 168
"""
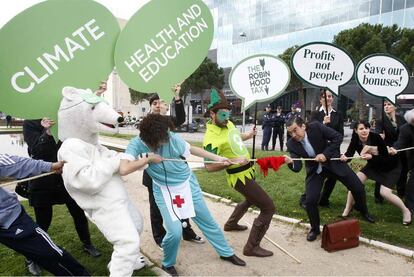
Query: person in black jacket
23 118 100 275
271 106 285 151
341 120 411 225
309 89 344 207
390 108 414 216
375 100 408 201
284 117 374 242
261 105 273 151
142 84 203 249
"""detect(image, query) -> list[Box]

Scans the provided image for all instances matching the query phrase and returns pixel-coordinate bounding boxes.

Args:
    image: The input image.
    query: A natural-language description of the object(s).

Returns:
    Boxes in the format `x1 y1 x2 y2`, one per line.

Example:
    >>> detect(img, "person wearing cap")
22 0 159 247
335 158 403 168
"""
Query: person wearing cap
144 84 204 249
261 105 273 151
271 106 285 151
203 88 276 257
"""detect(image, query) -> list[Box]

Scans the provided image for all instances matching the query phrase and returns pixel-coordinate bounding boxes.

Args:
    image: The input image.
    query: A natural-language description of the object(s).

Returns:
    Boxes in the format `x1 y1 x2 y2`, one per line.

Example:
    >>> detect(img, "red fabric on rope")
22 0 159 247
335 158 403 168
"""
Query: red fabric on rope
256 156 285 177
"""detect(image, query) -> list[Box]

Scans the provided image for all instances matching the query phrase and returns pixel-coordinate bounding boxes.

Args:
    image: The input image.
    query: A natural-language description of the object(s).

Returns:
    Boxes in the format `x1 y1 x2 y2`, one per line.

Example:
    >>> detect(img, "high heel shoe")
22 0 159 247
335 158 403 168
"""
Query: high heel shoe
403 210 412 226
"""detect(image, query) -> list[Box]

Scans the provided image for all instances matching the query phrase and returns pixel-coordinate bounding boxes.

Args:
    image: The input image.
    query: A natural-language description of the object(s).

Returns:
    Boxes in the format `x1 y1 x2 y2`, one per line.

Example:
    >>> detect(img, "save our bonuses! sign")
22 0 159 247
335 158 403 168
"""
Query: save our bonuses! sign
0 0 120 120
114 0 214 101
229 54 290 111
291 42 354 95
355 54 410 104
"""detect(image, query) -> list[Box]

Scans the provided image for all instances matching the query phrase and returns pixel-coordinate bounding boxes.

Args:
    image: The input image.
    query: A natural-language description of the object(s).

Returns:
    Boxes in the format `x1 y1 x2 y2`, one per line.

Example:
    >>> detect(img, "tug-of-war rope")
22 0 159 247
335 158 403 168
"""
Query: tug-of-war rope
1 146 414 189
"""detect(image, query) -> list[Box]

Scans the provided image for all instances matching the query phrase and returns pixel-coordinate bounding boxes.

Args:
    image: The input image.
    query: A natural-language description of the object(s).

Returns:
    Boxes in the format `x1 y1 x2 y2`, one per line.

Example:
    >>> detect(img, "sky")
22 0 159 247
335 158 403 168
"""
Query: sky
0 0 150 28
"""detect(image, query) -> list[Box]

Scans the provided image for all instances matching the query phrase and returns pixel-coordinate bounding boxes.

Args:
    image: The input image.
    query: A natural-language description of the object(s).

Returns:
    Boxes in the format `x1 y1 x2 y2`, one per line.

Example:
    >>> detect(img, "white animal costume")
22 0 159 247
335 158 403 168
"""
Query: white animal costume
57 87 145 277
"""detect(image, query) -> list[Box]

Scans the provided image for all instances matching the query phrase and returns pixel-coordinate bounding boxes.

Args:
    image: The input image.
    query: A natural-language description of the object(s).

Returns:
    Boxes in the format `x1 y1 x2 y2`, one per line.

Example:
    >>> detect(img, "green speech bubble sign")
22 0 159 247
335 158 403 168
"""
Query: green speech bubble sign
0 0 120 122
114 0 214 101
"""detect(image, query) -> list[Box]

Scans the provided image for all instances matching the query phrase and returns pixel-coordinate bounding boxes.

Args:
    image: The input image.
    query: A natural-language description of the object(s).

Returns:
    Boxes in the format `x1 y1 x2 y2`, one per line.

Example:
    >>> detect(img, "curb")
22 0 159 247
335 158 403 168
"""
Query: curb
202 191 414 259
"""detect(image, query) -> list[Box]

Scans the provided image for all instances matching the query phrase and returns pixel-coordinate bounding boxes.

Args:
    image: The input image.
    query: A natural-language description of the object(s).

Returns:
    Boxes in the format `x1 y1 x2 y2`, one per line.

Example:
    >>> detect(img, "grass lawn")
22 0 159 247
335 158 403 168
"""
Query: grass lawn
0 201 157 276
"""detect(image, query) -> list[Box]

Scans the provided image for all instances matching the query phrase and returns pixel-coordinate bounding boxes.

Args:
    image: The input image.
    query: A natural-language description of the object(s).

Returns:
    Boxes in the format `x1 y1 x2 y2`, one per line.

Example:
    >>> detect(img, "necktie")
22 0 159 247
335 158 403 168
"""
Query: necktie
301 136 322 174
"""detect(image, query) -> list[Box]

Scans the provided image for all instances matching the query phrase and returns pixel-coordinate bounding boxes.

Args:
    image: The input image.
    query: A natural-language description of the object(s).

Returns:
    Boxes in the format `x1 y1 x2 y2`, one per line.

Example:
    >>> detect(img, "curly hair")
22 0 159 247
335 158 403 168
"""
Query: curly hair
139 114 175 150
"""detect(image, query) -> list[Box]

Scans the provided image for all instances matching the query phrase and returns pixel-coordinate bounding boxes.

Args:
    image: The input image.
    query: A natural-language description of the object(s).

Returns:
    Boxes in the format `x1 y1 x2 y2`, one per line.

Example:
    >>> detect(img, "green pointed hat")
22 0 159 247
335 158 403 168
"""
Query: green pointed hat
207 88 230 110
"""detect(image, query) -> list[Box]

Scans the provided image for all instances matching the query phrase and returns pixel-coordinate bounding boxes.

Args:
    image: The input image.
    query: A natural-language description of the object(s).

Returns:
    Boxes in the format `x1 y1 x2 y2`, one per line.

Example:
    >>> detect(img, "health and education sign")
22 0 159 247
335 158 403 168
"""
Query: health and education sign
114 0 214 101
0 0 120 120
229 54 290 111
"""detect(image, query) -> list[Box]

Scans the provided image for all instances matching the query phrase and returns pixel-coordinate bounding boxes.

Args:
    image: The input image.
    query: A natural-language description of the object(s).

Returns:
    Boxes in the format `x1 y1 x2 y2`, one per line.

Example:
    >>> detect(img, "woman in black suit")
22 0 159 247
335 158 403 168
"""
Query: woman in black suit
375 100 408 199
341 120 411 225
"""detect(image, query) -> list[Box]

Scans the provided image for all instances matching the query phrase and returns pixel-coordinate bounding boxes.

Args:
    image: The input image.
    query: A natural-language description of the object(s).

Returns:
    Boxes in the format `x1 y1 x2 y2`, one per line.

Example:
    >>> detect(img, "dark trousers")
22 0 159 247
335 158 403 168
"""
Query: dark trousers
33 194 91 246
0 209 89 276
305 167 368 232
405 169 414 212
271 127 284 151
143 171 196 244
318 177 337 204
261 127 272 149
233 178 276 226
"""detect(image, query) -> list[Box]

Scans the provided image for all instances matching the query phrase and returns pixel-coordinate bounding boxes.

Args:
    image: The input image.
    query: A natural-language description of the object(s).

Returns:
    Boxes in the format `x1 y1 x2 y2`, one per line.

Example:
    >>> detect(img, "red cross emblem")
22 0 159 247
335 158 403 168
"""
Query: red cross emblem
173 195 185 208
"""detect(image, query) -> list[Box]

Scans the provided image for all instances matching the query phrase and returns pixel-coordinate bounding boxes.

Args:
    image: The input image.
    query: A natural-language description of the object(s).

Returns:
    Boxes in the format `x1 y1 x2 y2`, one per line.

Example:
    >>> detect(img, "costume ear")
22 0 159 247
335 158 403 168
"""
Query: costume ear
61 86 80 101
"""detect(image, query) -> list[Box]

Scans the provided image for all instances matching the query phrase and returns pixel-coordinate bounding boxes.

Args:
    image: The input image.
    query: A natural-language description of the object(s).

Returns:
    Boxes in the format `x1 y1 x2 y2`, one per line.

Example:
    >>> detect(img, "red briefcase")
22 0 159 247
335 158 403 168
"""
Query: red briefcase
321 218 360 252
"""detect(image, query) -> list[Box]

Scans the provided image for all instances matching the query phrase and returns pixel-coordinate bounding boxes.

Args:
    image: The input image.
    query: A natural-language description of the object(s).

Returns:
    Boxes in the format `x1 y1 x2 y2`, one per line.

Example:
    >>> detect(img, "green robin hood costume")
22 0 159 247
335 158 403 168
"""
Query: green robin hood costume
202 88 276 258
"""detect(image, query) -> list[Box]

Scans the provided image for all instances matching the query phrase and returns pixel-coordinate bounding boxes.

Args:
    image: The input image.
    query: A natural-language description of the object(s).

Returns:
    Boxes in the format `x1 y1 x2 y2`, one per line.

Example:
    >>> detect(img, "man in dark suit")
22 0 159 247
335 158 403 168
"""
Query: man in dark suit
284 117 374 241
390 108 414 214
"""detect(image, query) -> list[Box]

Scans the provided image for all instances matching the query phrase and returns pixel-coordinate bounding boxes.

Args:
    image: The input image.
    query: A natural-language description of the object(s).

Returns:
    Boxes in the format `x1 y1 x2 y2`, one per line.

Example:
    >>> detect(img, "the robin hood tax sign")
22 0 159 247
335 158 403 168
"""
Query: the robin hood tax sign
229 54 290 111
355 54 410 104
115 0 214 101
291 42 354 95
0 0 120 120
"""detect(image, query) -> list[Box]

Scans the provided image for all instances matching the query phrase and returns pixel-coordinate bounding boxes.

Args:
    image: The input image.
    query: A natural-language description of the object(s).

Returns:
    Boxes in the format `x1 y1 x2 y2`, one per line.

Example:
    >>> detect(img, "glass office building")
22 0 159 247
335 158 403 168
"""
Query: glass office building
198 0 414 118
204 0 414 68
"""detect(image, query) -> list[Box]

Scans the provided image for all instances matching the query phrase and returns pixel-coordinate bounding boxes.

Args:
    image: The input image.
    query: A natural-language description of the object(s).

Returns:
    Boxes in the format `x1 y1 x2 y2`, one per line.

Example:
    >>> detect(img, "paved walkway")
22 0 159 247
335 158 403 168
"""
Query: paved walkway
101 136 414 276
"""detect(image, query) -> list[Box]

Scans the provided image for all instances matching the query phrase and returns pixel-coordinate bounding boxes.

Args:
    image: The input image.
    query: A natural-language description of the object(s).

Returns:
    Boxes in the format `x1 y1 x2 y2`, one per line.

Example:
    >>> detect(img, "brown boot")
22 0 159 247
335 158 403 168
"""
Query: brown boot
224 201 249 232
243 218 273 257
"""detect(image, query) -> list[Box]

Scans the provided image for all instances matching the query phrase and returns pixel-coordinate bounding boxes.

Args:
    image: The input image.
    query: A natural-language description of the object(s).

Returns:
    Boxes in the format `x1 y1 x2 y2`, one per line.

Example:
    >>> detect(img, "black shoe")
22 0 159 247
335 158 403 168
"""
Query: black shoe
306 229 320 242
360 213 375 223
183 235 205 244
84 244 102 257
25 260 41 276
220 254 246 266
162 265 179 276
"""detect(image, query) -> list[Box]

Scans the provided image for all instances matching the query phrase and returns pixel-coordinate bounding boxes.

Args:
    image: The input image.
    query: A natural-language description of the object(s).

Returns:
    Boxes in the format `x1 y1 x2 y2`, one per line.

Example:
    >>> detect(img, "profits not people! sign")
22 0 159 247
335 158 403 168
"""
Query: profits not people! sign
291 42 354 95
0 0 120 120
229 54 290 111
355 54 410 104
115 0 214 101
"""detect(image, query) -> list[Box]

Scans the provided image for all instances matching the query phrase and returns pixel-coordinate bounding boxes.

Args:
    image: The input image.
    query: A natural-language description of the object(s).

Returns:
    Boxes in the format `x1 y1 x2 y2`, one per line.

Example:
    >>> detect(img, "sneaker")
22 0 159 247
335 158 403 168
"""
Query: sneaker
183 235 205 244
25 260 41 276
162 265 179 276
84 244 102 257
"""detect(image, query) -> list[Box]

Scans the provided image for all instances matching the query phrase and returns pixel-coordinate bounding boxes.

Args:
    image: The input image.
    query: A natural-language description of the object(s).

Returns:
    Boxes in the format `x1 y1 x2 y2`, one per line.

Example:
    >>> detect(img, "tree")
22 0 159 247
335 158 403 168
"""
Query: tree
333 23 410 119
180 57 224 113
129 88 152 105
278 45 306 117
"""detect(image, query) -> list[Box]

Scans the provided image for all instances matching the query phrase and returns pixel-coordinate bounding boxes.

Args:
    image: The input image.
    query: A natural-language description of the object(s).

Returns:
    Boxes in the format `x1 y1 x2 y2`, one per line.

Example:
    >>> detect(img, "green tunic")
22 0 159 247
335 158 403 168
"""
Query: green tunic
203 120 255 187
